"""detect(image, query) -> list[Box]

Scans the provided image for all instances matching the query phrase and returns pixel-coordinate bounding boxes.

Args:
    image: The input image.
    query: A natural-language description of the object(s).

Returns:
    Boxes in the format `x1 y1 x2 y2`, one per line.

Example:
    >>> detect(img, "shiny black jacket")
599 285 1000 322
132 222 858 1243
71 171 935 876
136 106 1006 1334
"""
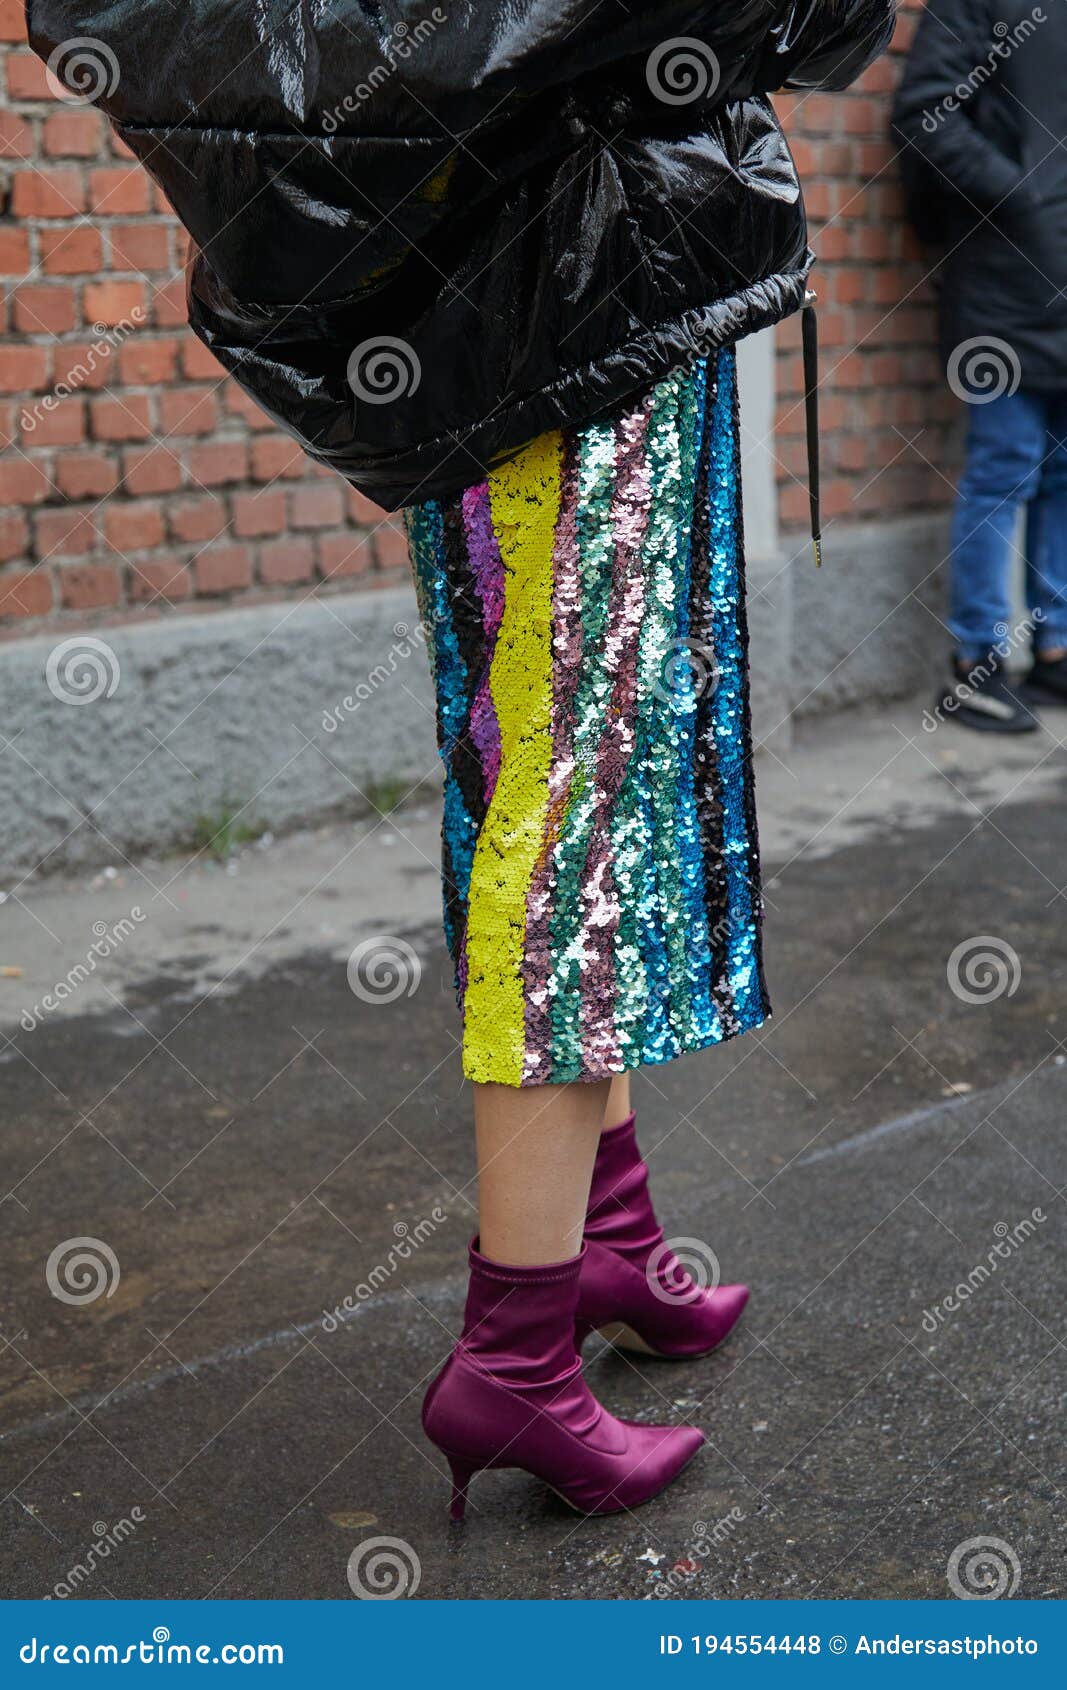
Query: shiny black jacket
30 2 895 506
892 0 1067 392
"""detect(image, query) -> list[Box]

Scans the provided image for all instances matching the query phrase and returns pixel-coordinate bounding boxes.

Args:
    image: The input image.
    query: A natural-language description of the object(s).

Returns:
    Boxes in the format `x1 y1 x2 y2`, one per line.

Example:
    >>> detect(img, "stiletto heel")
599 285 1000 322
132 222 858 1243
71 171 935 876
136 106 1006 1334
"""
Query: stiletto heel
423 1241 704 1520
447 1457 478 1523
578 1114 749 1360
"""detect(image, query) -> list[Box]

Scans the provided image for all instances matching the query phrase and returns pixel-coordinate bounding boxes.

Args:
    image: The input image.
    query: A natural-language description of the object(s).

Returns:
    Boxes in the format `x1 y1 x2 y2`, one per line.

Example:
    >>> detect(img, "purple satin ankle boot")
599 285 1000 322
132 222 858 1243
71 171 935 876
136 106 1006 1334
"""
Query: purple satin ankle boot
422 1240 704 1520
576 1112 749 1358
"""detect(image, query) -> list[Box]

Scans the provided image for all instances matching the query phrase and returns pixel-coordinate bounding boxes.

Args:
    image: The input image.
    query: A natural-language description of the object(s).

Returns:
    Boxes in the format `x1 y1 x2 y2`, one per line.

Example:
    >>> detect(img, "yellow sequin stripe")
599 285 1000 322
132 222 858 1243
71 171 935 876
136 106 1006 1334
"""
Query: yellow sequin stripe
462 431 563 1084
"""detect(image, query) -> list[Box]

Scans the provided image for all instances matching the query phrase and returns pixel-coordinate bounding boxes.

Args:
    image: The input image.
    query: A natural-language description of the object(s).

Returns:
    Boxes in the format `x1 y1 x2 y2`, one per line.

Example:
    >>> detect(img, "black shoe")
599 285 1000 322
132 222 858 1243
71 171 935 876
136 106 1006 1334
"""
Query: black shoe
933 653 1040 734
1023 650 1067 706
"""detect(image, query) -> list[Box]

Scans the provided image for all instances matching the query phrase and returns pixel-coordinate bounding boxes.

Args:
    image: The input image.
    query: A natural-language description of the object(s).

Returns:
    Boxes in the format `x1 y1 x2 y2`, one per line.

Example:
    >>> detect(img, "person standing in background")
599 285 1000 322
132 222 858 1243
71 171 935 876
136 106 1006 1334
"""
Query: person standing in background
893 0 1067 733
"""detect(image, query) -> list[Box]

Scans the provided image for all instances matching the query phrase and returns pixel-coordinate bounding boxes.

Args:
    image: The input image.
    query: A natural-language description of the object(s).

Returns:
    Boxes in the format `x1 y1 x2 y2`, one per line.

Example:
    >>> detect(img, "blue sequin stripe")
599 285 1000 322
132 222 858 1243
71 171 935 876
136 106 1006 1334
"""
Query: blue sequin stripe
666 357 721 1047
707 349 762 1030
633 772 675 1065
404 501 478 972
728 369 771 1024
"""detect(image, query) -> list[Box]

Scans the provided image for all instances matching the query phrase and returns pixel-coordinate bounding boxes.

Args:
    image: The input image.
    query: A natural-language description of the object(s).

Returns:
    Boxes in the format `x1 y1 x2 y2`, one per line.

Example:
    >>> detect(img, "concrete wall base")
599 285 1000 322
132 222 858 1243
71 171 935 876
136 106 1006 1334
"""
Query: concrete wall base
1 588 438 881
791 512 949 716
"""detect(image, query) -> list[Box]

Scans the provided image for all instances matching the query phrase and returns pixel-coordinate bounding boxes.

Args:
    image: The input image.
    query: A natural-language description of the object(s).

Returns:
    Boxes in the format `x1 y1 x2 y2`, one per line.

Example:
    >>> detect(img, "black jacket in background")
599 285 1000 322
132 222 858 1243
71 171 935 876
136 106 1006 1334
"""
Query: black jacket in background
892 0 1067 390
30 2 896 506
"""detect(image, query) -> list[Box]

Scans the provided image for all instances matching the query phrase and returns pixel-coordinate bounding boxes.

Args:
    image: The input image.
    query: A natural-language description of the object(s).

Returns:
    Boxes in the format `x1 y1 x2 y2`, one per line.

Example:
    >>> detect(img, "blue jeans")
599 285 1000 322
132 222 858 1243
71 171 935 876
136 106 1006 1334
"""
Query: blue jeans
950 389 1067 663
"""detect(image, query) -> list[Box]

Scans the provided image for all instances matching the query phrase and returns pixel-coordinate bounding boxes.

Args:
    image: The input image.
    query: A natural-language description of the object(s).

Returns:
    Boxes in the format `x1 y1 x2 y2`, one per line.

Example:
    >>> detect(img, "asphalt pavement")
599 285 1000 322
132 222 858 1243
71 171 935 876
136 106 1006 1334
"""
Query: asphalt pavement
2 699 1065 1600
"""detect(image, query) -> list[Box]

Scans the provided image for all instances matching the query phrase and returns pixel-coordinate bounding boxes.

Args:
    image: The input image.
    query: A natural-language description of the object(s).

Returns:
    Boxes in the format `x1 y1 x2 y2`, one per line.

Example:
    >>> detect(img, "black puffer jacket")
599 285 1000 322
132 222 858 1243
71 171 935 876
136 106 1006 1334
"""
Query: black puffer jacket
893 0 1067 390
30 2 895 506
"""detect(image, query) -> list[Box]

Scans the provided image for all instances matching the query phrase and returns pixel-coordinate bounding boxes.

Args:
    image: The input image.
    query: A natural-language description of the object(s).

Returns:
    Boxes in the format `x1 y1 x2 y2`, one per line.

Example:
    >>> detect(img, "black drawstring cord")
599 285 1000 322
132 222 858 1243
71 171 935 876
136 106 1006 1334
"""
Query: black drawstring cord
802 292 822 568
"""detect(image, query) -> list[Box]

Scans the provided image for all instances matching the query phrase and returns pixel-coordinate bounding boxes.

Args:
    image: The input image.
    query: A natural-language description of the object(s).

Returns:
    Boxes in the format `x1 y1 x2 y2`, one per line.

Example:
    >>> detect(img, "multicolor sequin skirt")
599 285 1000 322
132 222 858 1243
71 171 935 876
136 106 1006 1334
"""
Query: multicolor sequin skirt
404 347 769 1088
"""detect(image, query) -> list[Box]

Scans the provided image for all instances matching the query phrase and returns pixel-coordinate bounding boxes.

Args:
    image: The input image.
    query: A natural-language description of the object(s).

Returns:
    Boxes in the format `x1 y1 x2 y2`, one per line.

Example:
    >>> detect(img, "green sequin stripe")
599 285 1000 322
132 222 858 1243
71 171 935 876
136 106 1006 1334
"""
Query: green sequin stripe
543 419 621 1082
609 370 695 1064
641 368 702 1039
602 728 651 1070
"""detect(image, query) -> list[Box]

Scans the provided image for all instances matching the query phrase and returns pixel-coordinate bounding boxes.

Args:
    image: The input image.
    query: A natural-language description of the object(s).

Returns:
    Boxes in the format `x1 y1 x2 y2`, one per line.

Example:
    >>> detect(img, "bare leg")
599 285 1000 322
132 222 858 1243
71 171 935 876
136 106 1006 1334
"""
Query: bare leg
602 1072 632 1130
475 1079 610 1266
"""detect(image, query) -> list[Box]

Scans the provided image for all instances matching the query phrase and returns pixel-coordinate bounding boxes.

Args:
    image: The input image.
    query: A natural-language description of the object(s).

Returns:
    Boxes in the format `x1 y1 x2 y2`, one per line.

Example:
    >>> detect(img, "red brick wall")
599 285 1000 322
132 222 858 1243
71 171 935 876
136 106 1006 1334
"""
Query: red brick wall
775 0 955 534
2 1 945 637
0 1 407 637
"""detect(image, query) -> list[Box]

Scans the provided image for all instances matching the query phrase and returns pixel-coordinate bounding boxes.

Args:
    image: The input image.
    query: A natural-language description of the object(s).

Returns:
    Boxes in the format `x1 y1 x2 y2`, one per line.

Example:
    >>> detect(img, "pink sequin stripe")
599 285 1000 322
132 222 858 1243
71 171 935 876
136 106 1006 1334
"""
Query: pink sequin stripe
461 481 505 807
579 403 654 1076
521 434 584 1086
453 481 505 1000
